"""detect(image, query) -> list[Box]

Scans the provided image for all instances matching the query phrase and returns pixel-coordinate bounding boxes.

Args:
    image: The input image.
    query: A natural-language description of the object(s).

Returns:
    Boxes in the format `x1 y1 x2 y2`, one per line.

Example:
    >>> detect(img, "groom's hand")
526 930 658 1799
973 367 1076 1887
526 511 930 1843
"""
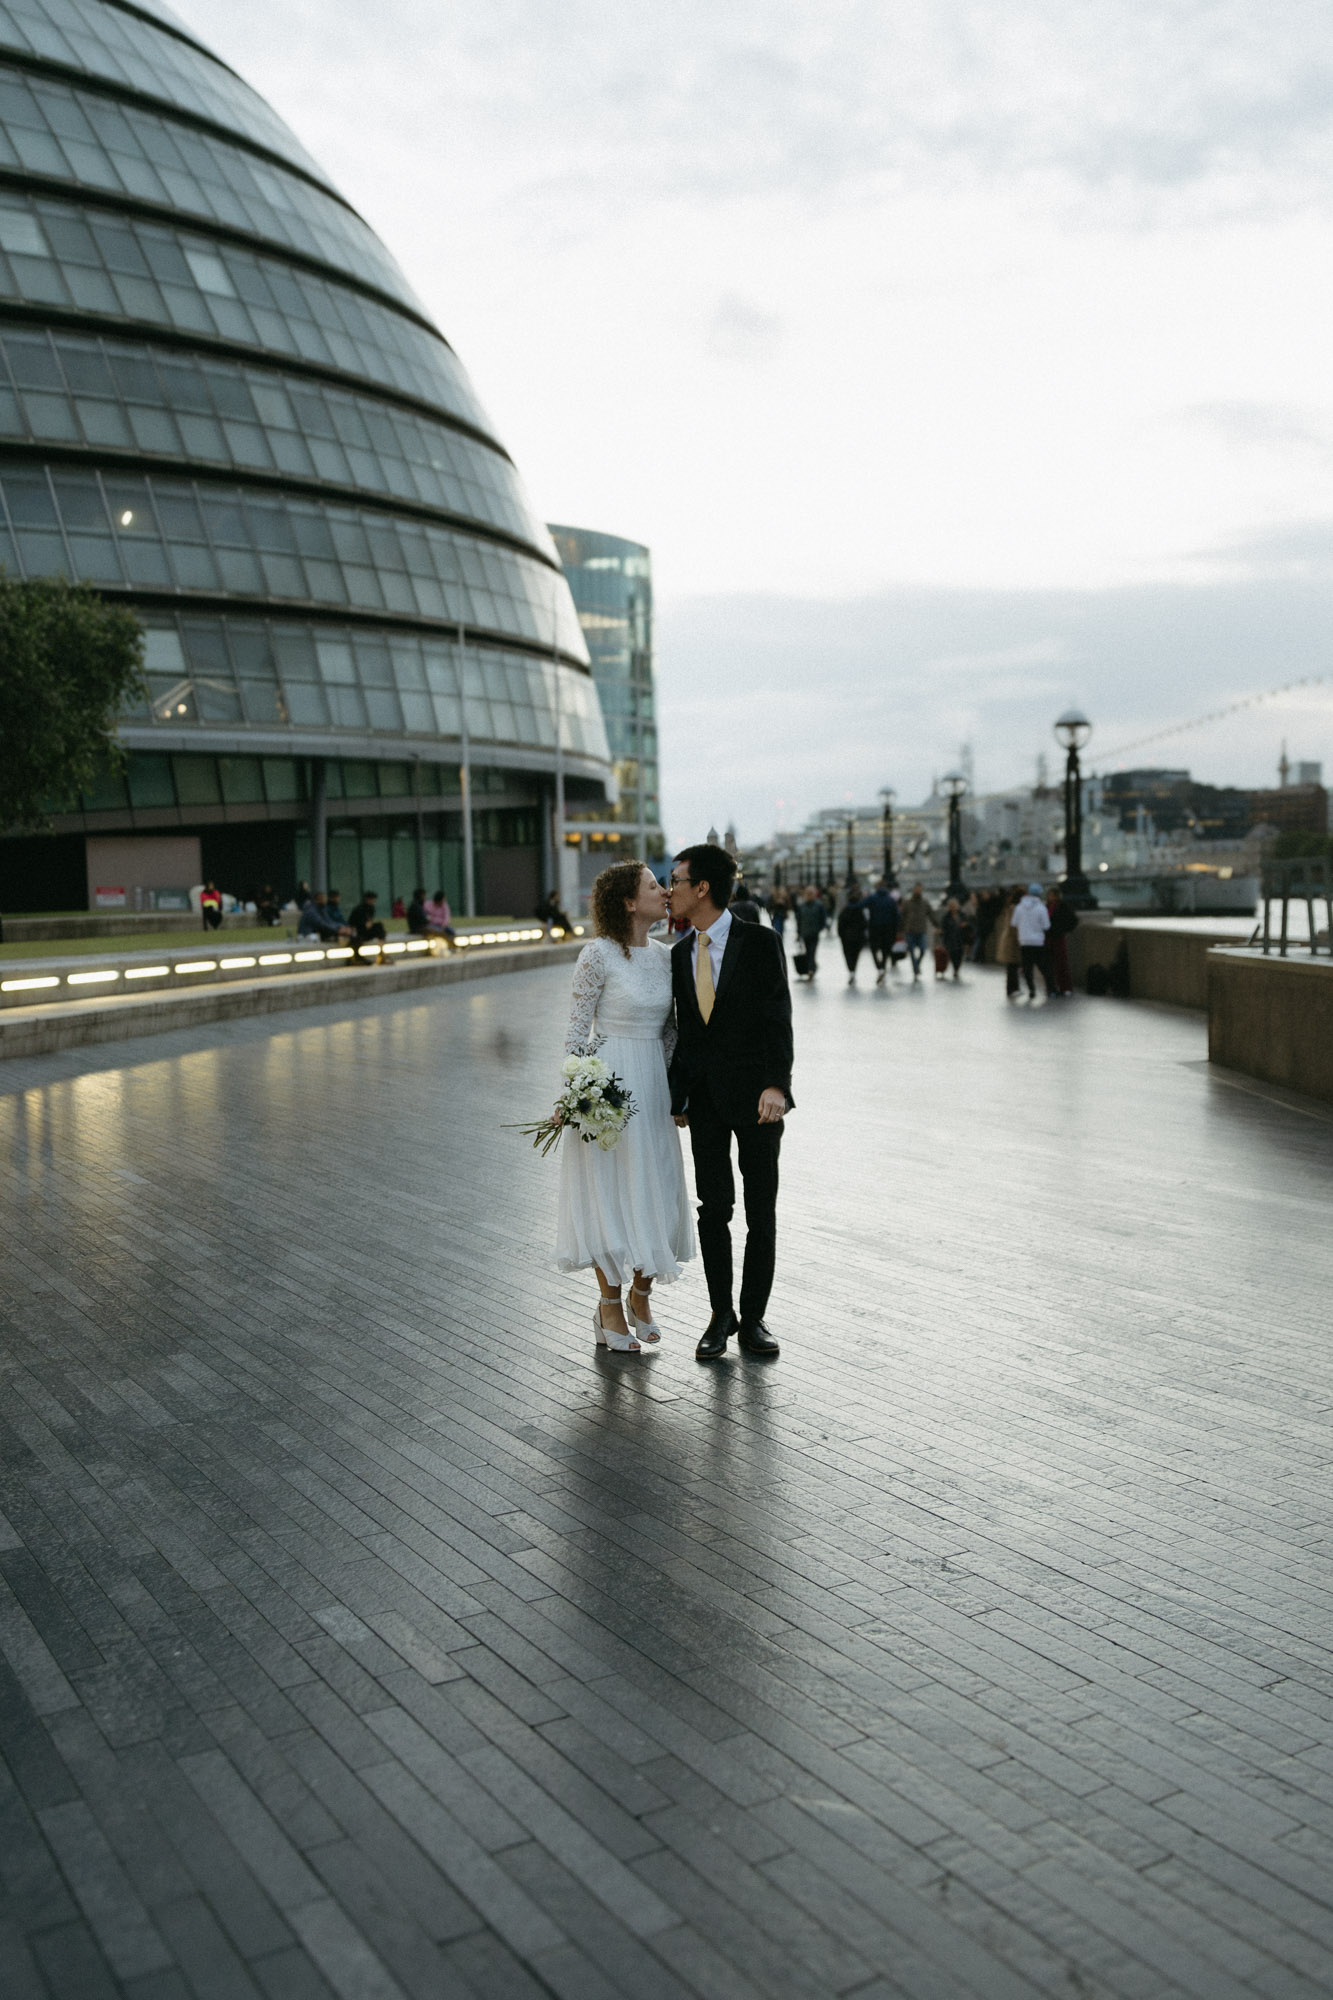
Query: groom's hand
757 1088 786 1125
673 1113 689 1127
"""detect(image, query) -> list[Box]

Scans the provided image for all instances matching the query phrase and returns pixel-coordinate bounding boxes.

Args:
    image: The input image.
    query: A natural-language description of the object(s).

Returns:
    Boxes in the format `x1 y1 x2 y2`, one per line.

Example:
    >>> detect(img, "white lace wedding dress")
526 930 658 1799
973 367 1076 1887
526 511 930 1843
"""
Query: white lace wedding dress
555 936 696 1284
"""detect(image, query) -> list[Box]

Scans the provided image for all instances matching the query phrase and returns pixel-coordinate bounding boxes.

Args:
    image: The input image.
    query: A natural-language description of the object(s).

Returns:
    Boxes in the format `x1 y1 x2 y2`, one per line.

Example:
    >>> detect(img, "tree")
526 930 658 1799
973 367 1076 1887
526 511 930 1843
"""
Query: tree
0 575 146 831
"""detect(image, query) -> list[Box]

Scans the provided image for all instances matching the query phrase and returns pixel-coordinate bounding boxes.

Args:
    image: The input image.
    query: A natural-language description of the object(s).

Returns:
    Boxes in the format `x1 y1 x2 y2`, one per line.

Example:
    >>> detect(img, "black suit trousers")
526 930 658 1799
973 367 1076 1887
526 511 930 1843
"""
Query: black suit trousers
687 1081 781 1320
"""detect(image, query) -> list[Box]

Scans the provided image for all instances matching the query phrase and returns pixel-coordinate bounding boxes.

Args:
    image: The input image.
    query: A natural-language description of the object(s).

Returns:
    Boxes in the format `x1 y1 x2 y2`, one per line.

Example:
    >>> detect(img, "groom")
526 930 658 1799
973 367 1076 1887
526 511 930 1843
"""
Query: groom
668 843 793 1360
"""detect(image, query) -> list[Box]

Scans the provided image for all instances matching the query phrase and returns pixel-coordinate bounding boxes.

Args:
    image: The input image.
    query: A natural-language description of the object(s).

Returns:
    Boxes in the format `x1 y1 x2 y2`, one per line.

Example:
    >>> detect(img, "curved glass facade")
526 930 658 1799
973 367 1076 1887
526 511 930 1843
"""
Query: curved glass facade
0 0 609 915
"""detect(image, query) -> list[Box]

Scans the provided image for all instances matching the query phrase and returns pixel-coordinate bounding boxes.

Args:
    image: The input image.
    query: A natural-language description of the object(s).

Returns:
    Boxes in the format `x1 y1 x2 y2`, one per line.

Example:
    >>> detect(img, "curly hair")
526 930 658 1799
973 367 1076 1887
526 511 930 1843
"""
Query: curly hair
590 858 648 958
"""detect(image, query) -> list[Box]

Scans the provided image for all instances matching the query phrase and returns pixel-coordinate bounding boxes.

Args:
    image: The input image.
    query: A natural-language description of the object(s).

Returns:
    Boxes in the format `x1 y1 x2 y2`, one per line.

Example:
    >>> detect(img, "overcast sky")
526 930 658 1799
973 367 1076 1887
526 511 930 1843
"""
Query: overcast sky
183 0 1333 837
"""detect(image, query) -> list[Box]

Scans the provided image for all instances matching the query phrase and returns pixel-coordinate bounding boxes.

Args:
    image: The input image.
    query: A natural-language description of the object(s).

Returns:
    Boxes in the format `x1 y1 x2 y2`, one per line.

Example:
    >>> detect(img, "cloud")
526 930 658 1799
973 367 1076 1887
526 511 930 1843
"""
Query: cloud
193 1 1333 227
1175 402 1333 453
705 293 784 363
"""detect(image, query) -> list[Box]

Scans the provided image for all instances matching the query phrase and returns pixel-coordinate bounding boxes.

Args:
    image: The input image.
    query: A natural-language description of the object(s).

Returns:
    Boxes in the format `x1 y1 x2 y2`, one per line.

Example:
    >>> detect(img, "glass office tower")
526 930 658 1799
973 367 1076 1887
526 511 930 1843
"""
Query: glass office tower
0 0 610 914
547 526 659 896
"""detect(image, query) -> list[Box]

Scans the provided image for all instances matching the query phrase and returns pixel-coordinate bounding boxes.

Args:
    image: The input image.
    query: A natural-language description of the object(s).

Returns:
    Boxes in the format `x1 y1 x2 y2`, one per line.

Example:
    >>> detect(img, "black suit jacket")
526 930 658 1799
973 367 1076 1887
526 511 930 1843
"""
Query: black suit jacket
669 919 794 1122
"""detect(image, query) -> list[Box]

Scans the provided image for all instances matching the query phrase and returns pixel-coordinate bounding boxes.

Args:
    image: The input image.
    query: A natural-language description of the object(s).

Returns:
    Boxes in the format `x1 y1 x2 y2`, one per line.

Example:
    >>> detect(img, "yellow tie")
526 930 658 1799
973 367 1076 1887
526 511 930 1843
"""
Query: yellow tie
696 929 715 1023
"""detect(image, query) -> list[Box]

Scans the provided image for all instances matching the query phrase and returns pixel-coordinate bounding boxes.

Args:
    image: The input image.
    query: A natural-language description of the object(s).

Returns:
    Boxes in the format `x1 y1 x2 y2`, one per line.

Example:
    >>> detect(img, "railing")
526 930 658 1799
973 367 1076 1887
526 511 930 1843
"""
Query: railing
1254 859 1333 957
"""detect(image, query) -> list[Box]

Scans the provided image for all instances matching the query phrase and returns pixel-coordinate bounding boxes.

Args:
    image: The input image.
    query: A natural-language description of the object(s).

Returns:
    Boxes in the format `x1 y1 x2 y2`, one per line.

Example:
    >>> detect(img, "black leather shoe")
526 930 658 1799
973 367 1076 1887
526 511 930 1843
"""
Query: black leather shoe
737 1317 780 1358
696 1308 737 1361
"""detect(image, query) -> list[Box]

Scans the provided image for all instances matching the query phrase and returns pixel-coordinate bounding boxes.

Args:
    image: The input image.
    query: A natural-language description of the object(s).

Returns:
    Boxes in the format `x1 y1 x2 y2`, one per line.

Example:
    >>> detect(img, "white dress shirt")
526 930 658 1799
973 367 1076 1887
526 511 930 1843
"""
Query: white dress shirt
691 905 733 985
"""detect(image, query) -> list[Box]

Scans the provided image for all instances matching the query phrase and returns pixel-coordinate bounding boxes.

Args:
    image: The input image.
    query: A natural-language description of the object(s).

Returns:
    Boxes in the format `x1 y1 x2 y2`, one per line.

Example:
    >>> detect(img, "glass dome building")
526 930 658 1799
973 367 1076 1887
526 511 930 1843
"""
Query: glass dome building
0 0 611 916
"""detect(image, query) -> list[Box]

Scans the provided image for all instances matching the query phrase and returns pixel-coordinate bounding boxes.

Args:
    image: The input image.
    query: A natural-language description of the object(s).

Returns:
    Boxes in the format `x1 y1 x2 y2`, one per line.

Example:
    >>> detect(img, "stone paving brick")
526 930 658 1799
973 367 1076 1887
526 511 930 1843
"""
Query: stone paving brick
3 964 1333 1995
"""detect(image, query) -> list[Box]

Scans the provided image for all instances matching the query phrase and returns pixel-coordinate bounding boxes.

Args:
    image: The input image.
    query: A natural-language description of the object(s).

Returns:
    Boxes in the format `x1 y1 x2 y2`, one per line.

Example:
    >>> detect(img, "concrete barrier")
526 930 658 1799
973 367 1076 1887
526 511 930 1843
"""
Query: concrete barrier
1207 948 1333 1107
0 941 582 1061
1070 918 1242 1010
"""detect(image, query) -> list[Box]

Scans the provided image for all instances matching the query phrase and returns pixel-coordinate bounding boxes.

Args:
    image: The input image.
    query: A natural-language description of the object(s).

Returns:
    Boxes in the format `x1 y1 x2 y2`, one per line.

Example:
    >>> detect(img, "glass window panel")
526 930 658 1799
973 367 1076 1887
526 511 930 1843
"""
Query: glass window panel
142 627 186 673
398 692 434 733
389 641 426 690
273 628 317 678
48 474 106 530
376 762 411 797
216 548 263 591
4 333 61 387
262 758 301 802
228 625 275 676
126 752 175 808
195 680 242 722
364 689 403 732
240 679 286 724
172 755 221 805
75 399 133 447
422 648 456 694
342 761 377 798
127 405 178 452
353 637 393 688
169 544 218 588
282 681 329 724
184 247 234 295
217 756 264 804
330 686 368 728
3 469 58 524
315 638 356 684
0 207 47 256
431 692 461 735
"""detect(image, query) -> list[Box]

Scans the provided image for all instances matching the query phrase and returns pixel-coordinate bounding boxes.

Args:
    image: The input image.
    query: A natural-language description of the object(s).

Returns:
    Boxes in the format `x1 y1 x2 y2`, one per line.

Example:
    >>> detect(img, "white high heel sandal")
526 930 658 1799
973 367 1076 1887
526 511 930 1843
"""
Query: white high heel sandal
627 1284 662 1343
594 1293 641 1352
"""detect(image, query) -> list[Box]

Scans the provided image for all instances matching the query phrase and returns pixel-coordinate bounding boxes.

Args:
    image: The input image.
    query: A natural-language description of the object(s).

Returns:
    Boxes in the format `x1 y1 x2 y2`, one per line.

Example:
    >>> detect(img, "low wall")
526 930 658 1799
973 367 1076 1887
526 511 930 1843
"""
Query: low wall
1070 918 1241 1011
2 910 251 942
1207 949 1333 1107
0 941 581 1061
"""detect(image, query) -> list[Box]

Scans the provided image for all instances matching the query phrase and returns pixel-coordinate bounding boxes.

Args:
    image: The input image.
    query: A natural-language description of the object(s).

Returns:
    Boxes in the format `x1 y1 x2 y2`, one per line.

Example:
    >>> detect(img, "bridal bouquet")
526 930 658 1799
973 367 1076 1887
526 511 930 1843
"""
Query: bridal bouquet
512 1053 637 1157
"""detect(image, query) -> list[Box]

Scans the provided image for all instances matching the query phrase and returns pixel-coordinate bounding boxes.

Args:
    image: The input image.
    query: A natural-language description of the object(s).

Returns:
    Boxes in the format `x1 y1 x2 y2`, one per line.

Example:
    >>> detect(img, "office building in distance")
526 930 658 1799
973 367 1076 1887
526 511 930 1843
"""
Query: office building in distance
548 525 659 894
0 0 611 915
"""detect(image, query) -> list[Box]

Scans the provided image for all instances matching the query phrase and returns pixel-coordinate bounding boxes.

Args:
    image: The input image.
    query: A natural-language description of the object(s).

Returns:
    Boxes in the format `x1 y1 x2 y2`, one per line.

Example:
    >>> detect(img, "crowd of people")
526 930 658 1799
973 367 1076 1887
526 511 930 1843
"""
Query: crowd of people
739 878 1082 998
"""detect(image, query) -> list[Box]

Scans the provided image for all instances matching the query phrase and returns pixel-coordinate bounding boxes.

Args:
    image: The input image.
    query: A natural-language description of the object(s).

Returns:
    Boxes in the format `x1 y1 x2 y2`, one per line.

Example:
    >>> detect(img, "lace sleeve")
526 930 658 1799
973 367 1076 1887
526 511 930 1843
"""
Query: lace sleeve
662 1004 677 1069
565 942 606 1055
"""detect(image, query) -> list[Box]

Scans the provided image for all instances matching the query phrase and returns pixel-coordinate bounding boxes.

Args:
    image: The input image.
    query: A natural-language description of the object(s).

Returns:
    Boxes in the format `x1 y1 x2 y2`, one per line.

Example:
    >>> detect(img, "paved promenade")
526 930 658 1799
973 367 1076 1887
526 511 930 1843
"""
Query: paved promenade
1 956 1331 2000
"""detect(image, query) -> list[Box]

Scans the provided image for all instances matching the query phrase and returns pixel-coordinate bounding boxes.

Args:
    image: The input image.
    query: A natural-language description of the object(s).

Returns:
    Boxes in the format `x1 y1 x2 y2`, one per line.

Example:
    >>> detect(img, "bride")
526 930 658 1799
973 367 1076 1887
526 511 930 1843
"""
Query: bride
556 859 696 1351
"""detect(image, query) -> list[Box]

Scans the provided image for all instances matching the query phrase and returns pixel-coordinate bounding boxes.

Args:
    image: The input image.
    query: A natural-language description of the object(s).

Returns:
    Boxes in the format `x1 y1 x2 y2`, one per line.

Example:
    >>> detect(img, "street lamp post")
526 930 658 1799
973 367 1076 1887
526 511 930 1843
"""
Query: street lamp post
846 815 856 887
942 772 967 898
878 787 896 887
1054 709 1095 906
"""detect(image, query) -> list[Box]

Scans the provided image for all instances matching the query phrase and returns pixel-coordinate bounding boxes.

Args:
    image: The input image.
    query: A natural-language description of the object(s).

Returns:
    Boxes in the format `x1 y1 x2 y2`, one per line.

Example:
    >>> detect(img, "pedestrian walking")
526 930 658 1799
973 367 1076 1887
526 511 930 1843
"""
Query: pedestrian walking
837 886 869 984
770 888 792 942
794 885 827 978
1013 883 1051 999
899 883 933 980
1046 887 1079 996
940 897 967 980
994 886 1022 997
864 881 898 984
